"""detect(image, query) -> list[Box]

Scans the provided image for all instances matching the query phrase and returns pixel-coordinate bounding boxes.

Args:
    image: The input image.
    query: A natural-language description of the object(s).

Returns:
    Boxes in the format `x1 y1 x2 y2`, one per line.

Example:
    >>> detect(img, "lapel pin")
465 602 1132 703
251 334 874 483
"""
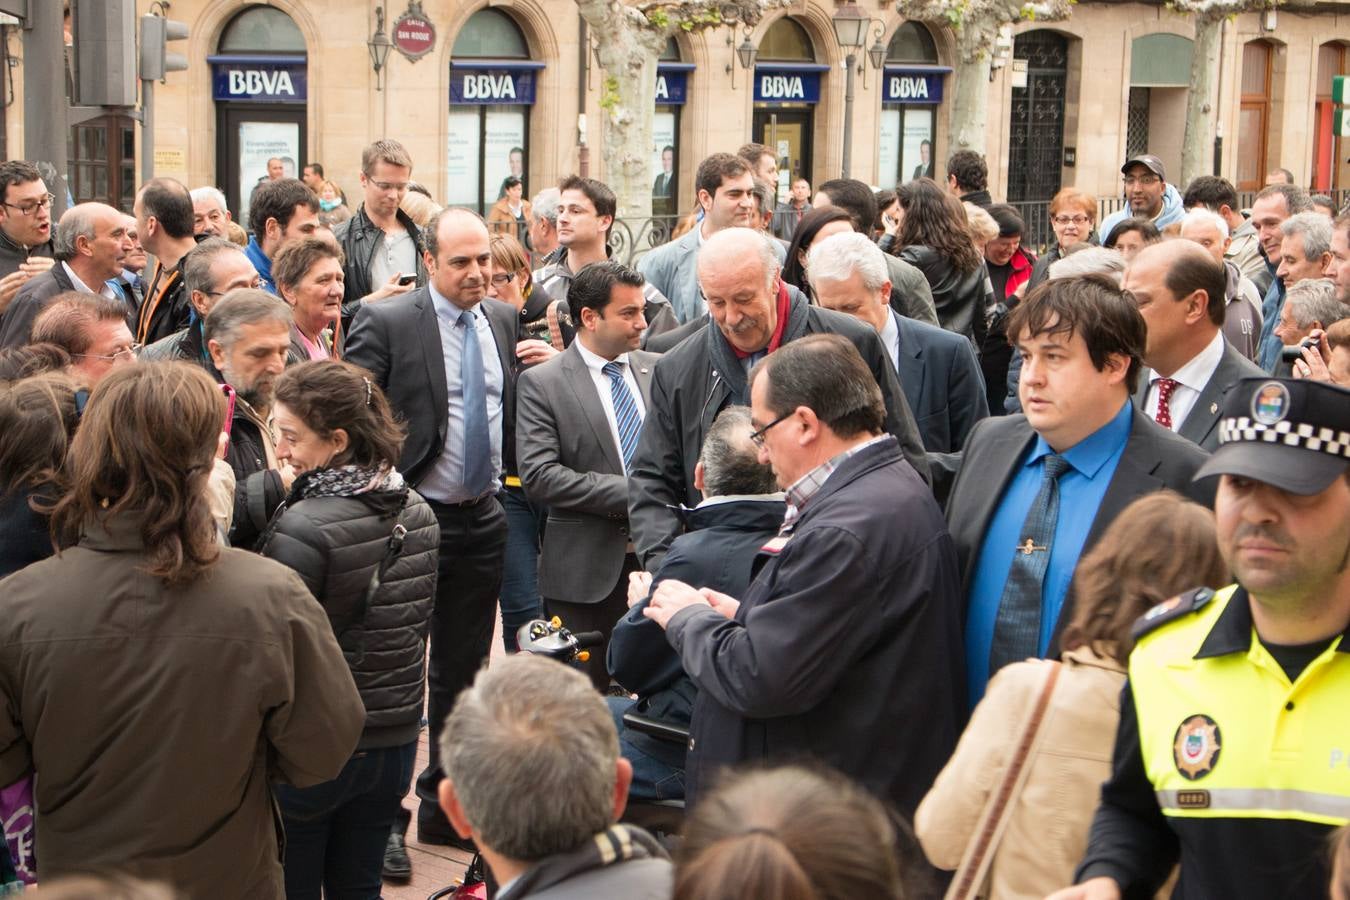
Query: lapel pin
1210 402 1218 414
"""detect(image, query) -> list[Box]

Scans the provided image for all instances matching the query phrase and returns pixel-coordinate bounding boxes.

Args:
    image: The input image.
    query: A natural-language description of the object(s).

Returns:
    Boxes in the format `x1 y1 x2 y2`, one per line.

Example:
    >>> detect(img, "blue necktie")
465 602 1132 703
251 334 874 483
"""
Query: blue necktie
602 361 642 472
459 309 491 494
988 454 1071 676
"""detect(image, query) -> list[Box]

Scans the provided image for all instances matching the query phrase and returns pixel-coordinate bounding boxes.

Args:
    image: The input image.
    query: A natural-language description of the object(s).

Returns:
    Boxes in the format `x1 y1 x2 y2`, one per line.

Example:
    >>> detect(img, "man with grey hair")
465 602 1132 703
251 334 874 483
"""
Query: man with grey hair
140 238 260 364
1275 278 1347 373
627 226 930 570
609 405 786 803
1252 182 1315 371
808 230 986 456
0 202 131 349
204 288 295 547
190 186 232 239
1180 207 1263 361
528 186 562 264
437 655 672 899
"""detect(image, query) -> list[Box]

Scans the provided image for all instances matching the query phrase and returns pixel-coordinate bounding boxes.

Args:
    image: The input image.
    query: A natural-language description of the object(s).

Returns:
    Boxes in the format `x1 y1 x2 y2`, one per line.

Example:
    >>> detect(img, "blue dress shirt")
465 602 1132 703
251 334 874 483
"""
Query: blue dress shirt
244 237 275 295
964 398 1133 706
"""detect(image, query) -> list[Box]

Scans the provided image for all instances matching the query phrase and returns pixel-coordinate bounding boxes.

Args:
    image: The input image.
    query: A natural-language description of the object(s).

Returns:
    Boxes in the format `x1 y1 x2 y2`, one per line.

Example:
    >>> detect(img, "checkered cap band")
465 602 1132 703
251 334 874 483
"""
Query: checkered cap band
1219 416 1350 459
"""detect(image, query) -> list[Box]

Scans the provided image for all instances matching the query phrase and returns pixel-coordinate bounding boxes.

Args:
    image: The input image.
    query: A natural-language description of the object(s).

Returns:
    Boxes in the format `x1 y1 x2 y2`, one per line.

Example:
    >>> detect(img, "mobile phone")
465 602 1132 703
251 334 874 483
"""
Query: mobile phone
397 273 418 286
1280 336 1318 364
220 383 236 438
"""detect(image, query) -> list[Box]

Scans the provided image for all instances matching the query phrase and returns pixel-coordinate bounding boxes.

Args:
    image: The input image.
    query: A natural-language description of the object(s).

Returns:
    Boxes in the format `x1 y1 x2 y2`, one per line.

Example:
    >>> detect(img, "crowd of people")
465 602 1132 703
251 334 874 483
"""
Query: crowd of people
0 136 1348 900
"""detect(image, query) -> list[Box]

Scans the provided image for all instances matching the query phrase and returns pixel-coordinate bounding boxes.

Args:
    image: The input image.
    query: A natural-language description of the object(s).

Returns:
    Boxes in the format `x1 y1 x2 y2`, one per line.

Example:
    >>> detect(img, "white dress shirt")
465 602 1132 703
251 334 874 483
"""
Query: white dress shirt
1143 329 1226 431
575 339 646 469
62 262 119 301
879 308 902 374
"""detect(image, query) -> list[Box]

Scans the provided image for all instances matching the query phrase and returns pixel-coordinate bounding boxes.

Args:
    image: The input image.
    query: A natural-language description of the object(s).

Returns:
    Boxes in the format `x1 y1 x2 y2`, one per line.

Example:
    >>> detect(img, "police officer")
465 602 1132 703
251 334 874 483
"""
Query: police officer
1049 377 1350 900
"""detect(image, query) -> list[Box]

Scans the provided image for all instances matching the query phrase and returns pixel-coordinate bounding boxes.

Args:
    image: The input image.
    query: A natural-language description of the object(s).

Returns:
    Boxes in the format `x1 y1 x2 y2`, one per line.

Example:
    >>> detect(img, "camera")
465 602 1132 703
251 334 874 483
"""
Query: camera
1280 336 1318 363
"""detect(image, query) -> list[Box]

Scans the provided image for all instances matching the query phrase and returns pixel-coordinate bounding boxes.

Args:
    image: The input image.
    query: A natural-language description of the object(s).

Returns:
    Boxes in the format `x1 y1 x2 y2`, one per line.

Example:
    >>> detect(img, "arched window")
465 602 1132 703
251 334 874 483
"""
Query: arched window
759 18 814 61
660 37 681 61
1238 40 1274 191
886 22 938 65
218 5 305 54
452 9 529 58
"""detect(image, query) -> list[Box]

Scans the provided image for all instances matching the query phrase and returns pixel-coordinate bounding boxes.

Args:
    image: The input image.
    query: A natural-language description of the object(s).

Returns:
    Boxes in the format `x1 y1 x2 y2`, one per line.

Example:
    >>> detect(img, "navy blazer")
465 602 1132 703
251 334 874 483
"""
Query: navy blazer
344 287 518 488
893 315 989 454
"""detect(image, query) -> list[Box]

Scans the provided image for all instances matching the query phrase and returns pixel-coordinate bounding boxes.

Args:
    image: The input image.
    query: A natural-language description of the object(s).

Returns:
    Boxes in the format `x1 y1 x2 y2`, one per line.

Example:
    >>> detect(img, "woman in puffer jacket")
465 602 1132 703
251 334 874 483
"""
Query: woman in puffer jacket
256 359 439 900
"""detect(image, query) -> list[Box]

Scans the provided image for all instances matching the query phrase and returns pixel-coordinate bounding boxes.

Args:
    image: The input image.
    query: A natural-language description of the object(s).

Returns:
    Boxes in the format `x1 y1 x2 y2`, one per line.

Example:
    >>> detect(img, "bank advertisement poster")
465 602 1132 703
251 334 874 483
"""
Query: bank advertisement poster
483 109 526 206
447 108 481 209
237 121 299 228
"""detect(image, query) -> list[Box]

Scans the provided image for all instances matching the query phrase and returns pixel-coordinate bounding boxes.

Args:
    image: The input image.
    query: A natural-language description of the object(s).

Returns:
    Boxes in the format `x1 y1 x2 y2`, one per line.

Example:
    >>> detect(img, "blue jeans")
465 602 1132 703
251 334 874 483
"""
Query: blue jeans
276 742 416 900
499 485 545 651
607 697 686 802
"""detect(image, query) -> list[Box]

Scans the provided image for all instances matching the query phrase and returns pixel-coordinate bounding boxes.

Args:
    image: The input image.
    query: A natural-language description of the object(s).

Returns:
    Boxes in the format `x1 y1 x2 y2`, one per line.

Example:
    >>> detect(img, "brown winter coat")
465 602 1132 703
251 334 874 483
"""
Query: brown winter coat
0 516 365 899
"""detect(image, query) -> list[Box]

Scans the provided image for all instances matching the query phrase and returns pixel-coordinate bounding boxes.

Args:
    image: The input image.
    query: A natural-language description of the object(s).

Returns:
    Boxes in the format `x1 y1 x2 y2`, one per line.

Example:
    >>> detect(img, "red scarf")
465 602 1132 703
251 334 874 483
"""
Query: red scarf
730 279 791 359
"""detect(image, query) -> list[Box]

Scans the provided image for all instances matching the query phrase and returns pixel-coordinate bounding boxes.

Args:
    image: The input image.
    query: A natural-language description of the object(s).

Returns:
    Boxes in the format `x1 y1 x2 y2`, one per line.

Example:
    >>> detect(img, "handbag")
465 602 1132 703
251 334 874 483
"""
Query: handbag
944 660 1063 900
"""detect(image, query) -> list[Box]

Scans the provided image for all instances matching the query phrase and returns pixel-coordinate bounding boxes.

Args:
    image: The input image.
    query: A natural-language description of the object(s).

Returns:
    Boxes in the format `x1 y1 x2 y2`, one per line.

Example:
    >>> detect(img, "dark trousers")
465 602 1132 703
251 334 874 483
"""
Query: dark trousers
498 484 546 652
414 494 508 837
545 554 639 691
277 742 417 900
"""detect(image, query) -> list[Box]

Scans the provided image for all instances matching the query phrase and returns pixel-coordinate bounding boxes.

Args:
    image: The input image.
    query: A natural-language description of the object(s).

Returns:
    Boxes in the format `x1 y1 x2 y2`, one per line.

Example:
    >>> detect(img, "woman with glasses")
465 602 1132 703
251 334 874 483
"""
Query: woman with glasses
1028 189 1098 291
274 237 346 361
256 359 438 900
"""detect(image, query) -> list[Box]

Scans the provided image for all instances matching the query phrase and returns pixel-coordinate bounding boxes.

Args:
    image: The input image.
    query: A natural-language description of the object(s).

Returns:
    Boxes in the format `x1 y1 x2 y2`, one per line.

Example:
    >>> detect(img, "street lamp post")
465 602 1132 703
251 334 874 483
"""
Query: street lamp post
831 3 870 179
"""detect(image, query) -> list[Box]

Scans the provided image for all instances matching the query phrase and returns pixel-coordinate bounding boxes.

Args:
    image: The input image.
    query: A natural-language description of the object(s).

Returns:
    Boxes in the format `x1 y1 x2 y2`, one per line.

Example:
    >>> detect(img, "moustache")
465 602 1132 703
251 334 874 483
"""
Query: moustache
1232 523 1293 550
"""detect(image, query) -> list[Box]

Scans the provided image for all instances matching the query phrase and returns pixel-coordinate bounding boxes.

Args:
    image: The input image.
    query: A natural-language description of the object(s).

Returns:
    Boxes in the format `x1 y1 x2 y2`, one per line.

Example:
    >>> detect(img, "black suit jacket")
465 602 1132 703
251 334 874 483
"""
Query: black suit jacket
1132 338 1265 451
0 263 76 349
944 406 1212 649
344 287 518 489
893 315 989 454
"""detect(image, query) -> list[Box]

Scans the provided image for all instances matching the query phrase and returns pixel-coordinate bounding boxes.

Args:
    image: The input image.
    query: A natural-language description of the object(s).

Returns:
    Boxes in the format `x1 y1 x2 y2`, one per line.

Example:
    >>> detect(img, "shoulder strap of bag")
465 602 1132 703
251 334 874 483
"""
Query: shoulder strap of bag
341 493 410 665
944 660 1063 900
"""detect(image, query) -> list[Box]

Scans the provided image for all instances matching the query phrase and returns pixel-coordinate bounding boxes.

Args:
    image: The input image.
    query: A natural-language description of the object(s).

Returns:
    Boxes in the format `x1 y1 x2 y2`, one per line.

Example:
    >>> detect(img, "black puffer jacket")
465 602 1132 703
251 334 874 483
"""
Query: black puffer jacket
898 244 991 348
257 480 439 749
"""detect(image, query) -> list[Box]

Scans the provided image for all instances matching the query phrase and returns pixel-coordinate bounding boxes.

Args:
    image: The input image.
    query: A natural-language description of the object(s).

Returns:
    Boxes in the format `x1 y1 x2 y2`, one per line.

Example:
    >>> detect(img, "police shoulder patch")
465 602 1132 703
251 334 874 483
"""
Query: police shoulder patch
1132 587 1216 641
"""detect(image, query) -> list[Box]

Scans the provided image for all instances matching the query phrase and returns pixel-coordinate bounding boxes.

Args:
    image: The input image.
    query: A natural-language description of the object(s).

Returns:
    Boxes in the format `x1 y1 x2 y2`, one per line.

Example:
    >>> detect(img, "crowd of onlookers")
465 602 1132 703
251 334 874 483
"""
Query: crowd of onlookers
0 139 1349 900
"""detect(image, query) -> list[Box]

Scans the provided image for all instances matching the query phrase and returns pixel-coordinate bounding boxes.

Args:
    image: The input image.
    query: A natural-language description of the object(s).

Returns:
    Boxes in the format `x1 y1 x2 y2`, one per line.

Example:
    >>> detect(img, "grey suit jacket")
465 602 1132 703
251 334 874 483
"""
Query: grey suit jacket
0 263 77 349
1132 339 1266 451
516 343 657 604
944 406 1211 650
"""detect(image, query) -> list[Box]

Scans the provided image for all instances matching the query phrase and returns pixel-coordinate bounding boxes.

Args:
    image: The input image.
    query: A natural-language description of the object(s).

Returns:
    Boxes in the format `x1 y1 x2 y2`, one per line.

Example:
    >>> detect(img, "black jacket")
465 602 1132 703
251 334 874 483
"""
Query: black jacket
898 244 990 347
666 438 965 815
138 320 208 365
220 391 286 550
0 229 53 282
627 284 931 570
335 205 427 328
136 257 191 347
256 481 439 749
608 496 785 763
0 485 54 580
0 262 76 349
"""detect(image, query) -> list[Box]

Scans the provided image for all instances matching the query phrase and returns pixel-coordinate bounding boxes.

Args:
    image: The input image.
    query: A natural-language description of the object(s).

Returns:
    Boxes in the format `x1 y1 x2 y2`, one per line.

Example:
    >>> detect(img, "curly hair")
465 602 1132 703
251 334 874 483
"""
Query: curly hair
895 178 982 273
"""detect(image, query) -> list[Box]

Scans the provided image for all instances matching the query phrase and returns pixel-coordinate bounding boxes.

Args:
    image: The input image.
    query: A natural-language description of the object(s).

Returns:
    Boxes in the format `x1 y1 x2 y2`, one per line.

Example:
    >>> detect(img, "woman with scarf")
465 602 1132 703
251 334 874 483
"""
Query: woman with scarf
256 359 439 900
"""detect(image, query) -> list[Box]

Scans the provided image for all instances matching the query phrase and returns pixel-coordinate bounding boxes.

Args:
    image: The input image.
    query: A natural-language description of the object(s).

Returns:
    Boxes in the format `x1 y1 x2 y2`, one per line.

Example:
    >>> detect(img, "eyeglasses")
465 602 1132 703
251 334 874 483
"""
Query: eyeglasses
206 278 265 297
1052 215 1090 226
74 344 139 362
749 410 793 447
490 272 516 286
1123 175 1161 187
370 181 409 192
3 193 54 216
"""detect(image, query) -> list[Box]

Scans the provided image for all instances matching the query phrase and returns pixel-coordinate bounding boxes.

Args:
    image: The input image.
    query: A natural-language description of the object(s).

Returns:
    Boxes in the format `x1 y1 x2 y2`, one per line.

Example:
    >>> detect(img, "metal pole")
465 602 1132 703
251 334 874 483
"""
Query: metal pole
24 0 69 217
842 53 856 179
140 77 154 185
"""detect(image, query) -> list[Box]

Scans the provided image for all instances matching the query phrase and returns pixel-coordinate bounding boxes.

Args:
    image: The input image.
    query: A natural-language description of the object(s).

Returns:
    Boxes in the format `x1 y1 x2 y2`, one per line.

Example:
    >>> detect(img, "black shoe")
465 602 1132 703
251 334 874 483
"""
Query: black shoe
418 825 477 854
383 831 412 883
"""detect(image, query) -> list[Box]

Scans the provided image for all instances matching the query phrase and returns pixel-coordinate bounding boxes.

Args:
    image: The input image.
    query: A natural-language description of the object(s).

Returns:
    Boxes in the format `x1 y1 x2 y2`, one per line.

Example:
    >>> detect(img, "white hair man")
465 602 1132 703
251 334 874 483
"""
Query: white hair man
1180 208 1264 361
1276 279 1347 370
190 187 232 239
806 230 988 456
528 187 561 263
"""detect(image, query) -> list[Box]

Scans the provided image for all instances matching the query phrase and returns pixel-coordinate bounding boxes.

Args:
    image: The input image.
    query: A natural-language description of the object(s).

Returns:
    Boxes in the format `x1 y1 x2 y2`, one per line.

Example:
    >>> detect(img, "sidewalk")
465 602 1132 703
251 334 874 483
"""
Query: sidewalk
381 727 475 900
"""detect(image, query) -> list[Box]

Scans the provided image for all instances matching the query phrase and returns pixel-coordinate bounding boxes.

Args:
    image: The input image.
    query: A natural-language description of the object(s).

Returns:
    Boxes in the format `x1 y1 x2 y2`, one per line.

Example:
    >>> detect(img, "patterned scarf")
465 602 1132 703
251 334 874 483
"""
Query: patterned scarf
291 464 404 501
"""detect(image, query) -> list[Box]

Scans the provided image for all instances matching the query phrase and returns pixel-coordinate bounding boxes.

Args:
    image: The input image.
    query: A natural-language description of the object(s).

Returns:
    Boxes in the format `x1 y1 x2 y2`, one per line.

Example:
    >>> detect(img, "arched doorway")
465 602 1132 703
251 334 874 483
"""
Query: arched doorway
752 17 824 188
447 8 540 214
878 21 948 189
209 4 308 228
1007 30 1068 203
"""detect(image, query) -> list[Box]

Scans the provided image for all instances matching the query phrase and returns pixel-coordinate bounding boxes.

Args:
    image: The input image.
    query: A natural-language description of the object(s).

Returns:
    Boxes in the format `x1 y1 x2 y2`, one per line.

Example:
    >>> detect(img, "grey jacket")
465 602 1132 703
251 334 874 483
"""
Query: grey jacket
534 248 679 344
497 825 671 900
885 253 940 326
637 226 787 325
517 344 657 603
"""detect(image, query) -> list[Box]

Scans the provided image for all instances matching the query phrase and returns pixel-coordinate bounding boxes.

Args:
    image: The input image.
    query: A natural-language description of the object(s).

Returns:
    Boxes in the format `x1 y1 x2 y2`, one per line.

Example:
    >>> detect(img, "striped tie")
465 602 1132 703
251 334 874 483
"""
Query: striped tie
602 361 642 472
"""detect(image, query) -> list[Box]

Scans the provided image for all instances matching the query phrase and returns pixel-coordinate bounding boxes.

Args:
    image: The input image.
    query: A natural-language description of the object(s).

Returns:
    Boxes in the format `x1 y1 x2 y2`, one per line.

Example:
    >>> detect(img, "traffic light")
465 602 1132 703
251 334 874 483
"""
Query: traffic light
72 0 137 106
139 13 190 83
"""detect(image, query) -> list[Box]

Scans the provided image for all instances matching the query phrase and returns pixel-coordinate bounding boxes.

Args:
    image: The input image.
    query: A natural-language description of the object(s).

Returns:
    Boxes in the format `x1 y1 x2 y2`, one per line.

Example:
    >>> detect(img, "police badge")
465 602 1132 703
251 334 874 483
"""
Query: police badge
1173 714 1222 780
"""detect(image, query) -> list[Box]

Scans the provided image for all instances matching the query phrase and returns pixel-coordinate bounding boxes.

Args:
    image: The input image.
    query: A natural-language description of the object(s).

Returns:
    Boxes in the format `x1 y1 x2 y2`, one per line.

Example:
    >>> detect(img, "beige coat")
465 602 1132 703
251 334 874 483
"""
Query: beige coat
915 648 1124 900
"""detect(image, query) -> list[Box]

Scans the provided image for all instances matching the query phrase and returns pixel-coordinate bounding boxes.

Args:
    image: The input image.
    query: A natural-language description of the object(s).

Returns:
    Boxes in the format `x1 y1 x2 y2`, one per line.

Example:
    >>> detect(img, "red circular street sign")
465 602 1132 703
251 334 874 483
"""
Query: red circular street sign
393 13 436 61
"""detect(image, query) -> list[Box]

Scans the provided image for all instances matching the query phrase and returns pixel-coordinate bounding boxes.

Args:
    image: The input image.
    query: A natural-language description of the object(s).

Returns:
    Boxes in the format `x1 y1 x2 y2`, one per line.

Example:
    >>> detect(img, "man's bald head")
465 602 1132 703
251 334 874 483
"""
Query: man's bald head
424 207 490 310
1129 238 1227 327
698 227 779 293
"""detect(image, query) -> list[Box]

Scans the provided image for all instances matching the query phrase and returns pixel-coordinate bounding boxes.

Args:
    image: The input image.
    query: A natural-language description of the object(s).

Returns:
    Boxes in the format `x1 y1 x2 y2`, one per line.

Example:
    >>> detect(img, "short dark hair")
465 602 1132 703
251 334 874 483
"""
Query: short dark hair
304 162 324 178
947 150 988 192
816 179 877 235
662 144 674 154
0 160 42 203
1254 182 1313 216
1103 217 1161 249
1005 275 1146 395
737 143 774 170
31 292 129 356
987 203 1025 238
751 334 885 439
138 177 195 240
1268 167 1295 185
274 360 404 470
249 178 320 237
182 237 247 298
1182 175 1239 213
501 175 522 190
1162 248 1227 327
567 260 644 317
696 153 752 201
557 175 616 221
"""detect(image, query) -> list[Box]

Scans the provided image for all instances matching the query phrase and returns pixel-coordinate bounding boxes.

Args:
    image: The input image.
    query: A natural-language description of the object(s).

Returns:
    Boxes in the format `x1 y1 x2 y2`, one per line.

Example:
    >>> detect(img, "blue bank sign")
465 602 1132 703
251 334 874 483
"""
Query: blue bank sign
209 57 307 103
655 66 690 105
882 68 947 104
754 67 824 104
449 62 544 105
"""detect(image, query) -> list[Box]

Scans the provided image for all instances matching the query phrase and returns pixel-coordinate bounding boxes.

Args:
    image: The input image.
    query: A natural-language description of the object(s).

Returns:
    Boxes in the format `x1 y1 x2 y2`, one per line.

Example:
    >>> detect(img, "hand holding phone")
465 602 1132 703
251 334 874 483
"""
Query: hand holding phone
397 273 418 286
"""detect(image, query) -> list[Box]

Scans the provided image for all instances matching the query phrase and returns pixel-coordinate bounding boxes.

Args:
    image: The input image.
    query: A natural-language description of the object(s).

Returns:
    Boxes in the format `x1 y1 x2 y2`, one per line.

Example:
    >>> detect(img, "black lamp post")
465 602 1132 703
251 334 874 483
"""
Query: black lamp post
831 3 870 178
368 6 393 92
